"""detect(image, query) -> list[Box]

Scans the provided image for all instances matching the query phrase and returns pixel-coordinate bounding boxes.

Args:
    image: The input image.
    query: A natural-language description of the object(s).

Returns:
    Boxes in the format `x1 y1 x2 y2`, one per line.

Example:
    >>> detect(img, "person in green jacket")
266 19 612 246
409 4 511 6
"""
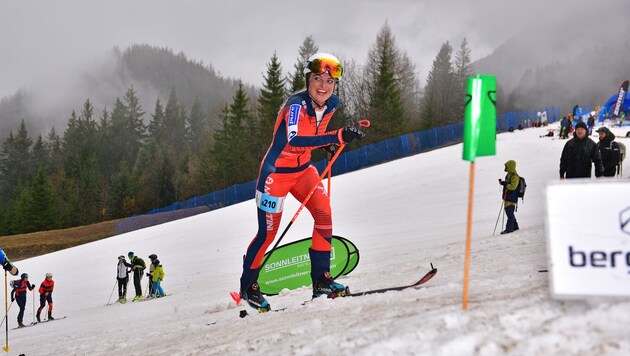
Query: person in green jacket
498 160 520 234
151 259 165 298
124 252 146 301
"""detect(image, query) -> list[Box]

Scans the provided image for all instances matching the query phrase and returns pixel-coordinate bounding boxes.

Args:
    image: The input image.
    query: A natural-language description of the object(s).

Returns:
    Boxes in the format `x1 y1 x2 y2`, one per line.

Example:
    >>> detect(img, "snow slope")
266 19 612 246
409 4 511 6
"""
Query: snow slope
7 124 630 355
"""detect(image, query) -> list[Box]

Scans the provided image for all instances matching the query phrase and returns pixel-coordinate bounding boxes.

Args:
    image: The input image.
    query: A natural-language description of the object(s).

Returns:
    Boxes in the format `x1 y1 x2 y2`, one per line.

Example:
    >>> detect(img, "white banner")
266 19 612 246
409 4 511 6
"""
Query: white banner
546 181 630 298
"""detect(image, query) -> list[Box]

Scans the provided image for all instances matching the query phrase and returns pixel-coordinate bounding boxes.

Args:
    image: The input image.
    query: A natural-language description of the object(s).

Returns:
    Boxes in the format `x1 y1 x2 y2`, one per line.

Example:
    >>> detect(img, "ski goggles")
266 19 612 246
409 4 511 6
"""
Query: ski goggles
306 57 343 79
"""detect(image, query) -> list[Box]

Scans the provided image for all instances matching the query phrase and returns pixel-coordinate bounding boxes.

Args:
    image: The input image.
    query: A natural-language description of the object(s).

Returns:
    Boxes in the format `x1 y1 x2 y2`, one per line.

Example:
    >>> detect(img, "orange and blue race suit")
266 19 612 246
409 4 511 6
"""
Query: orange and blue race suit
240 90 343 291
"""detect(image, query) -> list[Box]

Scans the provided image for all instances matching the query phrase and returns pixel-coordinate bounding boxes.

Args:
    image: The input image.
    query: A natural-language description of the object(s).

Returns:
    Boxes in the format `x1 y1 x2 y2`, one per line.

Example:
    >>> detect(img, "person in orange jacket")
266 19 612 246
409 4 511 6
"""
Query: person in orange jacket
36 273 55 322
239 53 365 311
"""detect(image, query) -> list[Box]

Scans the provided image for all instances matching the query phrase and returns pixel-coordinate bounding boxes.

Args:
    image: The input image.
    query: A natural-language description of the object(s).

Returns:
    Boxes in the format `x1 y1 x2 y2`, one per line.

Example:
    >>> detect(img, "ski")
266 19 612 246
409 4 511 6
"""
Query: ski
139 293 172 302
12 322 37 330
40 316 66 323
229 263 437 315
344 263 437 297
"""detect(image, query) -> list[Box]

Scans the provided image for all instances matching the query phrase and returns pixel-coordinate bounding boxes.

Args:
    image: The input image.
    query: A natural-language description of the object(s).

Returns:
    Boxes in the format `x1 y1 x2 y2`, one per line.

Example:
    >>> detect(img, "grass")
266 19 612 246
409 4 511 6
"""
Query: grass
1 220 119 261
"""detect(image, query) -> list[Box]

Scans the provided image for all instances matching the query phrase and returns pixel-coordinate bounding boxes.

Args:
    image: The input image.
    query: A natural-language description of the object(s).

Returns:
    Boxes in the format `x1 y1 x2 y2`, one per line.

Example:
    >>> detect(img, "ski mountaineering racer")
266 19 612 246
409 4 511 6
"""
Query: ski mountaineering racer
238 53 366 311
10 273 35 327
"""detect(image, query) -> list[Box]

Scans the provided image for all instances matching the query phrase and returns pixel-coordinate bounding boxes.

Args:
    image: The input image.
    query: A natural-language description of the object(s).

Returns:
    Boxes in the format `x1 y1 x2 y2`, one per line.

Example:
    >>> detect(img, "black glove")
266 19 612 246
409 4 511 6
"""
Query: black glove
31 284 35 289
10 297 14 302
320 145 337 155
340 126 365 144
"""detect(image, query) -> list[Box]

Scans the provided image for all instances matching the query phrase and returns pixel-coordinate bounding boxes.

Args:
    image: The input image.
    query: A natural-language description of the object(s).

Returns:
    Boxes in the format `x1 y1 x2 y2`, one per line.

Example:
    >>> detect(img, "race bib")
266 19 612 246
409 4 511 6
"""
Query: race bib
255 191 285 213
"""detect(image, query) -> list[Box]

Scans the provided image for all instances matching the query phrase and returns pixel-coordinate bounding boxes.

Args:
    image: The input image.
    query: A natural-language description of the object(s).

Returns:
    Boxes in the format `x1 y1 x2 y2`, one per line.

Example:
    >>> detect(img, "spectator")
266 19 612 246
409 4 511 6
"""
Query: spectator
498 160 521 235
596 127 621 177
560 122 604 178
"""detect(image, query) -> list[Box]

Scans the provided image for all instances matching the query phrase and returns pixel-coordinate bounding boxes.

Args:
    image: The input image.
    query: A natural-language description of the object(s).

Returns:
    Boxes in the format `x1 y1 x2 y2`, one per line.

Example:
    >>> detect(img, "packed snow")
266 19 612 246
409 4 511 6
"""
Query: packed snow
6 123 630 355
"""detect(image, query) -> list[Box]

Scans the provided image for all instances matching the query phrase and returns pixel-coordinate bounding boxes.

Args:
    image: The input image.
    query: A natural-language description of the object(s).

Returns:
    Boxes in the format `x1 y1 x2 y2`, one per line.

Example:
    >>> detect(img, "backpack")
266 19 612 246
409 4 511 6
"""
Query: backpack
517 176 527 200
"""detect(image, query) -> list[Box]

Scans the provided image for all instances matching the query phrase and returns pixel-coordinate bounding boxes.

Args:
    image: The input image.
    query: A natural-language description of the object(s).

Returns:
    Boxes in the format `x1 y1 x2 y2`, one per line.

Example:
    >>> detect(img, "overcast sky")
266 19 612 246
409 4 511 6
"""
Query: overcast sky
0 0 624 99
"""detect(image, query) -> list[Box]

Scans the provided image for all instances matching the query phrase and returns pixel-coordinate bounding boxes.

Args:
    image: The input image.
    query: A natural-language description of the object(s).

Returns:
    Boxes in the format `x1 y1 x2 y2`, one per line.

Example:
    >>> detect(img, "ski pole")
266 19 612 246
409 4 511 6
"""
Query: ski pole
3 271 9 352
106 279 117 305
0 302 12 328
327 152 332 197
493 200 504 236
32 289 35 325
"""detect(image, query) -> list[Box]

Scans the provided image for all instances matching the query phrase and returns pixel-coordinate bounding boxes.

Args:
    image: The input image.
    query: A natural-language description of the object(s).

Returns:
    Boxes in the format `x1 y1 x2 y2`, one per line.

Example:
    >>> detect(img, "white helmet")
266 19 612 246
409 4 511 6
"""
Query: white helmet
303 53 343 79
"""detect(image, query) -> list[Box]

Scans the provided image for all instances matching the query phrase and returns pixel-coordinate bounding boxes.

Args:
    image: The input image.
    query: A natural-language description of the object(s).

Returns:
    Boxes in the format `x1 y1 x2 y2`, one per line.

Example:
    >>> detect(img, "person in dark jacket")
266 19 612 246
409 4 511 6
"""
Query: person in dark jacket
560 122 604 178
124 252 146 301
587 115 596 135
596 127 621 177
11 273 35 327
498 160 521 234
560 116 569 139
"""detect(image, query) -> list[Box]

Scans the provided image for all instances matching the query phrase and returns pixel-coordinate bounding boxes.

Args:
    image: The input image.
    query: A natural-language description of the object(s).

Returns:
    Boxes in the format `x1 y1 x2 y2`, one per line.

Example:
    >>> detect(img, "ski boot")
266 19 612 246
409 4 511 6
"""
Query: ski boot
36 313 41 323
240 282 270 313
48 312 55 321
118 296 126 304
312 272 348 299
17 322 26 328
133 296 143 302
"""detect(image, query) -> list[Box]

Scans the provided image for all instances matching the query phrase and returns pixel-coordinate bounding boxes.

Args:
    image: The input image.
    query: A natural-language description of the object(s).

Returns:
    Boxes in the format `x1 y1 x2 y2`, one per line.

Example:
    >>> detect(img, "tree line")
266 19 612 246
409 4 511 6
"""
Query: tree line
0 23 473 236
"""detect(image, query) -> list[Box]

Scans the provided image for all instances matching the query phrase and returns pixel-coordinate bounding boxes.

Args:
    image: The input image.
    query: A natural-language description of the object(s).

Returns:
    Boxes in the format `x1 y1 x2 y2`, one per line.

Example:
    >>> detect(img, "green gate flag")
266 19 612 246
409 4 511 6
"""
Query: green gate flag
463 74 497 162
257 235 359 295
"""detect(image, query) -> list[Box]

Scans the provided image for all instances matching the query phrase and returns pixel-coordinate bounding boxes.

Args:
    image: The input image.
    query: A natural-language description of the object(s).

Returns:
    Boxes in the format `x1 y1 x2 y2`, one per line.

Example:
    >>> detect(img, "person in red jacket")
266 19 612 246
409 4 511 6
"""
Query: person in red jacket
36 273 55 322
10 273 35 327
239 53 365 311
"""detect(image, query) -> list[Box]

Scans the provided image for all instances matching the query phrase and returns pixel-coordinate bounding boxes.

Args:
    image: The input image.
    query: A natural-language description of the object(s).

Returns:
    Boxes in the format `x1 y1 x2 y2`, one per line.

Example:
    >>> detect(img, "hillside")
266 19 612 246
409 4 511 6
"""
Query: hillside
0 44 250 140
474 10 630 113
6 123 630 355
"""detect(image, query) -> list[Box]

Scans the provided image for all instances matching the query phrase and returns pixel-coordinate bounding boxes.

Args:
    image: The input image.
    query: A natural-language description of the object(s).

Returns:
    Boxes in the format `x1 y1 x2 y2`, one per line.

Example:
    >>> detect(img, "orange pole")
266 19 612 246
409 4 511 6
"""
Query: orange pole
462 161 475 310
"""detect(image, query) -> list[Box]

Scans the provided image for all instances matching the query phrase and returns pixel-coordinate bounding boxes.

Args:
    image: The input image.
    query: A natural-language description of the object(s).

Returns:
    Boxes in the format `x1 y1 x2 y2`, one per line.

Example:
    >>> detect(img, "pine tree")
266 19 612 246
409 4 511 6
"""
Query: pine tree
288 36 318 93
0 120 33 201
133 139 176 211
257 53 286 149
45 127 63 172
108 87 146 168
453 38 473 121
27 169 58 231
32 135 48 172
107 161 137 218
163 87 188 155
421 41 456 129
187 97 206 154
366 23 405 142
205 82 257 189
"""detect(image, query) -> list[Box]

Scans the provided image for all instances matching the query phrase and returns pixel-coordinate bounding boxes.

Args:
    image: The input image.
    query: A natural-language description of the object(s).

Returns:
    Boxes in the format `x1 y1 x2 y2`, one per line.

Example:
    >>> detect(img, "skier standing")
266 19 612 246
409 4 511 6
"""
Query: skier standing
151 259 164 298
36 273 55 322
146 254 158 297
116 255 130 303
10 273 35 327
239 53 365 311
124 252 146 301
498 160 521 234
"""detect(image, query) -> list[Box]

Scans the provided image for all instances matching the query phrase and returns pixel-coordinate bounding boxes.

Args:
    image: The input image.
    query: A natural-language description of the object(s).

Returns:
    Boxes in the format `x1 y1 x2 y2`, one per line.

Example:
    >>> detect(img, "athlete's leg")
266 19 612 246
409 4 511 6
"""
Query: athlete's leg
240 172 297 291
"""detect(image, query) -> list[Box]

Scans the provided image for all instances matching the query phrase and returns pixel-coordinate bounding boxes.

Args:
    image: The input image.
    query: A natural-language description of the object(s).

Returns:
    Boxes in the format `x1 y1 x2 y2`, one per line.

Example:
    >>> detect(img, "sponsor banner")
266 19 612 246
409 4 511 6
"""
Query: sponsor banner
613 80 629 117
258 235 359 295
546 181 630 298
